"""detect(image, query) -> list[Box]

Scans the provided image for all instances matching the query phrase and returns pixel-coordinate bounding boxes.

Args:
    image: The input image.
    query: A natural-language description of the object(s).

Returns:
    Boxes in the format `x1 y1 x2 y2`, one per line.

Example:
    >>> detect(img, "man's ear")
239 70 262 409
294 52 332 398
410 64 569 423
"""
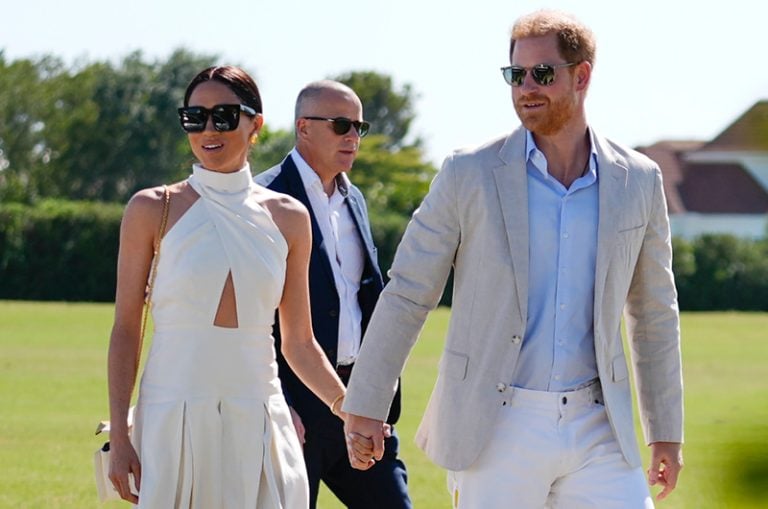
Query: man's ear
575 61 592 90
295 117 308 138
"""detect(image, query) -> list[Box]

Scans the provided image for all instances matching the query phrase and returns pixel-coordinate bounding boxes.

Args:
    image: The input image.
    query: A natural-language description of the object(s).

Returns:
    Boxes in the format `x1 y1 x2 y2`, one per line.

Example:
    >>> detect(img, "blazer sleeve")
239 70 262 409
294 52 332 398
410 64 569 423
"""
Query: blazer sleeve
343 154 461 419
624 165 684 444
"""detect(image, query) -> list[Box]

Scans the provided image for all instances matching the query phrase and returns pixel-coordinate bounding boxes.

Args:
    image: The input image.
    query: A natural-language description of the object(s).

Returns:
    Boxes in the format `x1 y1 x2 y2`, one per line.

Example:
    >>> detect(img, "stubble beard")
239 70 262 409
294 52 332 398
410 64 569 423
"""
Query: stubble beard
515 93 577 137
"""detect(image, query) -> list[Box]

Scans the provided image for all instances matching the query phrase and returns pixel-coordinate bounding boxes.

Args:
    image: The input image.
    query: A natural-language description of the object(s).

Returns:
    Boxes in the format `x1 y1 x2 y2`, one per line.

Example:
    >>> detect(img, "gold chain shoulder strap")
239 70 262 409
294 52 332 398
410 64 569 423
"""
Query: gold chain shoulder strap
137 186 171 369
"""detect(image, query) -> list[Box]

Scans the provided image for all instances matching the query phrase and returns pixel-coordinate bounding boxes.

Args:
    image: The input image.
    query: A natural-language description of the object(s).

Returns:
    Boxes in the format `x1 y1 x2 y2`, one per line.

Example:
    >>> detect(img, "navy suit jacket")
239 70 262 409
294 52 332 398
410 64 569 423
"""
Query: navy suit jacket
255 154 401 429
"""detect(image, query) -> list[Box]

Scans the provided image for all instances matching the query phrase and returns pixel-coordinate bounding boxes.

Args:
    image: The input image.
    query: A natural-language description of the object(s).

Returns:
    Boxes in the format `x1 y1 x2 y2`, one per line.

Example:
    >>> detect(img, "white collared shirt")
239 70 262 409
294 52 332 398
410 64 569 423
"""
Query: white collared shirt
291 148 365 366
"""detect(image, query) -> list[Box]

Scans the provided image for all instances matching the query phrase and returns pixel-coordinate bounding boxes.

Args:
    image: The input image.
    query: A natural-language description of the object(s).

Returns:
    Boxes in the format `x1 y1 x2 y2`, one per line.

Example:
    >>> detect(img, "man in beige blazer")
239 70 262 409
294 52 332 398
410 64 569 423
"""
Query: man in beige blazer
343 9 683 508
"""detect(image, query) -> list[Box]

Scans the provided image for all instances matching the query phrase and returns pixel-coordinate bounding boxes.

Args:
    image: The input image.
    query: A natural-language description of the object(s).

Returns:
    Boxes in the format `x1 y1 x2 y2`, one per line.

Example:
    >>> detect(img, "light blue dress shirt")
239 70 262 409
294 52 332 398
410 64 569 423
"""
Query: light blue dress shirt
513 130 600 392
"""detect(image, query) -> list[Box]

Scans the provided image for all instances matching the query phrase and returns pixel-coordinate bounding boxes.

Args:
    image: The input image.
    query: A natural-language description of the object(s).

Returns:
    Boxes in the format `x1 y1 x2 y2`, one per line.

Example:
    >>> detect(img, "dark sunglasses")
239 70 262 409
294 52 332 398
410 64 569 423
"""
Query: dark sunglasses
177 103 257 133
303 116 370 138
500 62 576 87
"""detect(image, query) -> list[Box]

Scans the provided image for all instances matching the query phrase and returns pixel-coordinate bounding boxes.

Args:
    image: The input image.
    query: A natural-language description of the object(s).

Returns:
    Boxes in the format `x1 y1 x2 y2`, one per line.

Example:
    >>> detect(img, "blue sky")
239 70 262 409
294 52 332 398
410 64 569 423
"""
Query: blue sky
3 0 766 165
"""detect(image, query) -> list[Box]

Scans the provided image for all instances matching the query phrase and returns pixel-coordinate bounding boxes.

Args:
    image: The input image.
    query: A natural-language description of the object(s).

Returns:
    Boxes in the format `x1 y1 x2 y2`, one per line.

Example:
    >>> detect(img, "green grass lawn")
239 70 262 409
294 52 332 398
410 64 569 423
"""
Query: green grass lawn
1 302 766 508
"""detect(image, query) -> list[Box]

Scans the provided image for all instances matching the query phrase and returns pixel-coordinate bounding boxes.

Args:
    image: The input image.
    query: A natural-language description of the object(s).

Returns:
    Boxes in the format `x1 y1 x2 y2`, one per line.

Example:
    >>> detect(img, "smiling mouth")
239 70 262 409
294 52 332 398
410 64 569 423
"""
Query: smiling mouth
202 143 223 150
517 95 548 110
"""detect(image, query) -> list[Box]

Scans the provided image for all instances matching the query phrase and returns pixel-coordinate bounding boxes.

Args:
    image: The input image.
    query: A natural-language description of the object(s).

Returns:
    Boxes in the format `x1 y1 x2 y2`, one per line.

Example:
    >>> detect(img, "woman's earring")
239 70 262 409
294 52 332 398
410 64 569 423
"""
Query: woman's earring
250 133 259 145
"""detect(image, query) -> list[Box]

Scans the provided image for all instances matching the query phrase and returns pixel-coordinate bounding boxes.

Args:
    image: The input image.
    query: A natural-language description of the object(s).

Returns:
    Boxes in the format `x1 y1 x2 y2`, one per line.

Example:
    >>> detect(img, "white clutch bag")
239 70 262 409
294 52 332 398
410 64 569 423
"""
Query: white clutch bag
93 407 137 502
93 442 137 502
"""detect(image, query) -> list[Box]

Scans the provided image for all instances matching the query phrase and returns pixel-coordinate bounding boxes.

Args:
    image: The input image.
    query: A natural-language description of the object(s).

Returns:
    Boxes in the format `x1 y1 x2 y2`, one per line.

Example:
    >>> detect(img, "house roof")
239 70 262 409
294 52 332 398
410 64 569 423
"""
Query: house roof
700 100 768 152
637 141 704 214
636 100 768 221
678 161 768 213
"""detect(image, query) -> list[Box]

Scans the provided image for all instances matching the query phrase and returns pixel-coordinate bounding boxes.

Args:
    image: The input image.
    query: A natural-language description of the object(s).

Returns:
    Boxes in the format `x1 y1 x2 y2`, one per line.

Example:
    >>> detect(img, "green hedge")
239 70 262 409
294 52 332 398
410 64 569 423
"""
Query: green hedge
2 200 766 310
0 200 123 301
673 234 768 311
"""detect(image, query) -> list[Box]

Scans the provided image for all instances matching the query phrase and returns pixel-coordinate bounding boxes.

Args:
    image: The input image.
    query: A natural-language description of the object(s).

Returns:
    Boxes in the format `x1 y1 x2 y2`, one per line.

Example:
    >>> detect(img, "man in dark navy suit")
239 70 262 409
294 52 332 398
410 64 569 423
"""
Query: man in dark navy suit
255 80 410 509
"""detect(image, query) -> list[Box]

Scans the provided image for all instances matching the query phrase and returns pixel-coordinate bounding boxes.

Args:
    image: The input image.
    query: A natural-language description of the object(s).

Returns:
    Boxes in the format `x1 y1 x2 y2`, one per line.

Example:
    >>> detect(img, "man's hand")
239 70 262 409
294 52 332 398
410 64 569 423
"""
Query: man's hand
344 413 388 470
648 441 683 500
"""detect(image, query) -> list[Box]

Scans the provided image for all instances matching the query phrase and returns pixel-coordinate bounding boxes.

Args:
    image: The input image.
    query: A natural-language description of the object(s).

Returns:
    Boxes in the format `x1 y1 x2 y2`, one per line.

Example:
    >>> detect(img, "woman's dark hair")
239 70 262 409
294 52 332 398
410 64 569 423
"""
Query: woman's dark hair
183 66 263 114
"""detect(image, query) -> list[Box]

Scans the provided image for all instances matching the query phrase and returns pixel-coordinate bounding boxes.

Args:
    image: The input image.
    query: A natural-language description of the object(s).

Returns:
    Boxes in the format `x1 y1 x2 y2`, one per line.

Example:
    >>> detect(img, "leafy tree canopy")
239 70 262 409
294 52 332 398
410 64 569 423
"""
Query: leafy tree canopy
333 70 421 150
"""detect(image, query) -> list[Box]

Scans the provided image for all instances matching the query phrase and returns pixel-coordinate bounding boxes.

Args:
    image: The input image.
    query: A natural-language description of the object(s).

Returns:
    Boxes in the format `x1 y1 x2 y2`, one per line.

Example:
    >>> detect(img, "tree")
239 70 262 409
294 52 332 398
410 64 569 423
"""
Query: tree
353 134 434 217
325 71 435 217
332 71 420 150
41 49 216 201
0 53 61 202
0 49 216 203
249 126 294 172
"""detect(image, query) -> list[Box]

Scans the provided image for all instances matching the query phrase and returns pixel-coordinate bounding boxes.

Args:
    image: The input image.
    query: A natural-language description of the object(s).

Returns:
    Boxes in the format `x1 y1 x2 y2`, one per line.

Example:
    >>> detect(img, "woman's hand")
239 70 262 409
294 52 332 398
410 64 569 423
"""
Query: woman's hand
289 406 306 445
108 437 141 503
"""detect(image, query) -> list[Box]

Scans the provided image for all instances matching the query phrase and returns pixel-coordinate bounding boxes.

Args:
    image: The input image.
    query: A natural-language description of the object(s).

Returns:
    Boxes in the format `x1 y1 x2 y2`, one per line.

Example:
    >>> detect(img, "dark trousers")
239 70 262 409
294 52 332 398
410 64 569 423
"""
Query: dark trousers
303 420 411 509
302 363 410 508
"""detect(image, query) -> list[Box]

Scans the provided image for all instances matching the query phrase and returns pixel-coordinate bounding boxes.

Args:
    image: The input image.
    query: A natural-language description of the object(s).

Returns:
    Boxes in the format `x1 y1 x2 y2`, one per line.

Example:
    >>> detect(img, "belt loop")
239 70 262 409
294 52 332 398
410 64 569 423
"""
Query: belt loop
590 381 603 405
336 363 355 383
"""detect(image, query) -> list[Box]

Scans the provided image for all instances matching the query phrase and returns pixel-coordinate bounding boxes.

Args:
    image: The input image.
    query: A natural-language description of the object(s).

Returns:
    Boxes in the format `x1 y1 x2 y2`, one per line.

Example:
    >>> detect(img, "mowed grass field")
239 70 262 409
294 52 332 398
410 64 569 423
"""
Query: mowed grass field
1 301 766 508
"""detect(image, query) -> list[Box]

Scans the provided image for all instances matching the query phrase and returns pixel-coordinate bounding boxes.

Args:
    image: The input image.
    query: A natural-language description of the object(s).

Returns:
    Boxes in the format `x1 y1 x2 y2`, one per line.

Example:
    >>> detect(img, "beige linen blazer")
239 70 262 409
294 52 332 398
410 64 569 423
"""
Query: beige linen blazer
344 127 683 471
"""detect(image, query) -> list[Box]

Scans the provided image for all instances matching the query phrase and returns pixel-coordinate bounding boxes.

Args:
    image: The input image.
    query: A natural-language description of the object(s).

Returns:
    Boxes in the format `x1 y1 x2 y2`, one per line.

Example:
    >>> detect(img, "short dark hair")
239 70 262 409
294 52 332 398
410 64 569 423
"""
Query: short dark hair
183 66 263 114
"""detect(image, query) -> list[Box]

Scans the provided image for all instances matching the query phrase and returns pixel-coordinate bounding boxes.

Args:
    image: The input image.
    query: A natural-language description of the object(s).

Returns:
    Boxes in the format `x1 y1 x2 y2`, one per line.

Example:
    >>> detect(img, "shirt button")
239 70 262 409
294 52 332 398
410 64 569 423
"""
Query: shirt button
496 383 507 392
563 233 569 239
554 375 561 381
511 335 522 345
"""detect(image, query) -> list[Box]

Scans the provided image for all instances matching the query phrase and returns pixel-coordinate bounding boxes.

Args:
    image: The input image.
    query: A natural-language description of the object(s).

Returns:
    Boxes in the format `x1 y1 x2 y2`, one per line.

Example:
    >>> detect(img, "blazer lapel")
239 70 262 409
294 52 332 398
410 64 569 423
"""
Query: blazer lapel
280 156 336 284
593 134 628 331
493 129 529 323
345 193 378 270
336 174 384 291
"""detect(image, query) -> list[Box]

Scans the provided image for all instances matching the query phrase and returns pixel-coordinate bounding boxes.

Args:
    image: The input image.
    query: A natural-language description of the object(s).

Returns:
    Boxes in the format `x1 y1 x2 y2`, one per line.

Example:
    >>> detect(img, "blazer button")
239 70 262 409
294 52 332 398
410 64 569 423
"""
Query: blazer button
496 383 507 392
329 309 338 317
511 335 522 345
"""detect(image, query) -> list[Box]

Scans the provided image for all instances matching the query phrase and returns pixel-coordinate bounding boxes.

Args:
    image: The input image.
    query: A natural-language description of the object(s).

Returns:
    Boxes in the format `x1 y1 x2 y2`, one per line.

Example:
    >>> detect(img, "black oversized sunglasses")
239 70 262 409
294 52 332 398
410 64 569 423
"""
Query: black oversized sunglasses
500 62 576 87
303 116 370 138
177 103 257 133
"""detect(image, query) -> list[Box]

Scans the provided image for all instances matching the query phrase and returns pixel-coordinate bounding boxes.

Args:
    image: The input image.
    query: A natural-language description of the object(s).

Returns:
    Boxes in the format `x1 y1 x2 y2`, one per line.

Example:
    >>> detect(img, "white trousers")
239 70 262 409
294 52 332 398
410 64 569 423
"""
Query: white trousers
448 383 653 509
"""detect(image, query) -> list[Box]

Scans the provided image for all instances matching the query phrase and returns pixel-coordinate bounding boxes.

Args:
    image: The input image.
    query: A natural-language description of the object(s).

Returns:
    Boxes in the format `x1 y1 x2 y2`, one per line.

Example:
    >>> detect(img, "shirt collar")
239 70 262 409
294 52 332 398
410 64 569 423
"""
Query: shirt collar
525 129 599 181
290 147 351 199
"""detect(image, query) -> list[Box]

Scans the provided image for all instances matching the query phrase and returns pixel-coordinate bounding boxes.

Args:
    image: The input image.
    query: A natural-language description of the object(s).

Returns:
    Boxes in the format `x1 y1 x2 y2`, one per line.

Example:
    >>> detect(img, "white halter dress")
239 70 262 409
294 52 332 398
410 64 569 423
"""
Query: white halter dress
131 164 308 508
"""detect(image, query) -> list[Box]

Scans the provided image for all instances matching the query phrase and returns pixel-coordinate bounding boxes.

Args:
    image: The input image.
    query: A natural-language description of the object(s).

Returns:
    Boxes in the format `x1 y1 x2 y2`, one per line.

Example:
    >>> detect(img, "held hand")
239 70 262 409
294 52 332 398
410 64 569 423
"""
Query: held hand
344 423 392 465
344 413 386 471
288 406 306 445
648 441 683 500
108 437 141 503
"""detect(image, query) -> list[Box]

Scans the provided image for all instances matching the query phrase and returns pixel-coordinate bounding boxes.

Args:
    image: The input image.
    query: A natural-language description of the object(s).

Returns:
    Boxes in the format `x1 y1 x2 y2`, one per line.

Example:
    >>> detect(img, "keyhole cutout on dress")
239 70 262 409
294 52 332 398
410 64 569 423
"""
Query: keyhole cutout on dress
213 271 238 328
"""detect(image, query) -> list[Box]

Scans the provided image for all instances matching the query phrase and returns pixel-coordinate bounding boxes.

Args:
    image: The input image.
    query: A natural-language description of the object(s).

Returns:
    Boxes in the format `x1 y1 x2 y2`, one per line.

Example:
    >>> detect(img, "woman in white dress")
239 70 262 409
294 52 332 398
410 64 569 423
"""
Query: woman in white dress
107 66 357 508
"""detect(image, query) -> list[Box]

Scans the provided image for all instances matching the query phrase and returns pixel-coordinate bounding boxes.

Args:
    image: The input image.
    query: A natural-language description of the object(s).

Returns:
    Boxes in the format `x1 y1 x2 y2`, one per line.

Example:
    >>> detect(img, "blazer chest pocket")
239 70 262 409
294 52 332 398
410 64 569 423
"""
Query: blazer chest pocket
617 223 645 243
439 349 469 381
615 224 645 270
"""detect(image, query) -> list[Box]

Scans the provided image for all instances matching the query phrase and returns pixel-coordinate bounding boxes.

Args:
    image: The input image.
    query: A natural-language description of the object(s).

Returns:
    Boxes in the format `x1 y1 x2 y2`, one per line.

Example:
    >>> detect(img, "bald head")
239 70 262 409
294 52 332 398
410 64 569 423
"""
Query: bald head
294 80 360 122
